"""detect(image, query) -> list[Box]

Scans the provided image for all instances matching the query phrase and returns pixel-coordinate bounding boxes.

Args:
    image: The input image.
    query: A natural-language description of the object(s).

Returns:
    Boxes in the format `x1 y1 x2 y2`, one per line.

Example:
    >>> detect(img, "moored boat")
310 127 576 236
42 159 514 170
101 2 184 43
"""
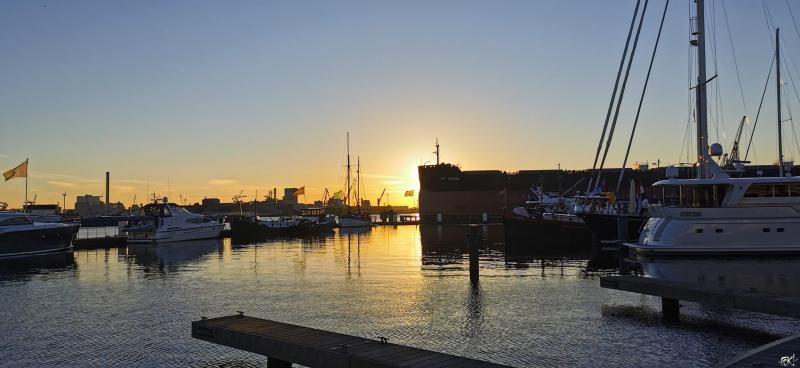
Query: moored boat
0 212 79 257
123 198 224 243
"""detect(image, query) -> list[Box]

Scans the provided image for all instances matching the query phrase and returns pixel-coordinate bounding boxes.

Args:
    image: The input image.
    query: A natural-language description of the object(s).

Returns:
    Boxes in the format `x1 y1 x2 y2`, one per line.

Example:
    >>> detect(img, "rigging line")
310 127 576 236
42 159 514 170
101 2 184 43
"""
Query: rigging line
721 0 748 116
789 0 800 42
595 0 650 189
782 88 800 160
745 53 776 161
586 0 642 194
616 0 670 194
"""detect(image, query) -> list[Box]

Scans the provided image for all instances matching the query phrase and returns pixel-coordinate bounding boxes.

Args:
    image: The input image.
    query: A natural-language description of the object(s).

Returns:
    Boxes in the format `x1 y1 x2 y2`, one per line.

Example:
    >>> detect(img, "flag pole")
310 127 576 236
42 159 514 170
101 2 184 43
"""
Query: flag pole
24 158 28 210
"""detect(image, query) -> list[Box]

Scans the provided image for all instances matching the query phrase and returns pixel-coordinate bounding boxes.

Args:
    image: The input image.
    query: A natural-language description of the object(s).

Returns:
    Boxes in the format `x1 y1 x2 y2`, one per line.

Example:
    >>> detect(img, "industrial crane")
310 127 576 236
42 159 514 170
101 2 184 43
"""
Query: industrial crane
232 190 247 216
321 188 330 206
376 188 386 206
723 115 750 170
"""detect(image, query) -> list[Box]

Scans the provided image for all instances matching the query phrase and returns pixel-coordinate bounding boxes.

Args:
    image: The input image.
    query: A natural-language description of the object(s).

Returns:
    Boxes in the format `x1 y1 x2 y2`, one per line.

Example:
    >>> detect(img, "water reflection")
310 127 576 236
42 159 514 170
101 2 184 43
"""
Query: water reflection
0 251 76 282
122 239 224 272
641 256 800 296
419 224 504 267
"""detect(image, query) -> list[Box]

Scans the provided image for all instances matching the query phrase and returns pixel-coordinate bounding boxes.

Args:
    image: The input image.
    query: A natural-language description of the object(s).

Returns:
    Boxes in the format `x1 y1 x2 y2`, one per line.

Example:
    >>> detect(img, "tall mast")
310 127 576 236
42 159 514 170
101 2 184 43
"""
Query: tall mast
346 132 351 212
356 156 361 213
694 0 710 179
777 28 785 177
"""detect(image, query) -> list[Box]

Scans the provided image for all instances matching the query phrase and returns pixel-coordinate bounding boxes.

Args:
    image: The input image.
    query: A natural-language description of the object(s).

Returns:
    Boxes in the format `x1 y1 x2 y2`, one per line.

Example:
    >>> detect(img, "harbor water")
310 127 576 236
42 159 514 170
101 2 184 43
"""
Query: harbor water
1 224 798 367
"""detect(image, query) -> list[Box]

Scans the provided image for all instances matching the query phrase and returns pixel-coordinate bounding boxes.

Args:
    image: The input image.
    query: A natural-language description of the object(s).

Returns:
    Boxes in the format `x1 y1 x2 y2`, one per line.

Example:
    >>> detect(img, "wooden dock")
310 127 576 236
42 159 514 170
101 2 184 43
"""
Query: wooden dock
192 314 514 368
716 334 800 368
601 275 800 321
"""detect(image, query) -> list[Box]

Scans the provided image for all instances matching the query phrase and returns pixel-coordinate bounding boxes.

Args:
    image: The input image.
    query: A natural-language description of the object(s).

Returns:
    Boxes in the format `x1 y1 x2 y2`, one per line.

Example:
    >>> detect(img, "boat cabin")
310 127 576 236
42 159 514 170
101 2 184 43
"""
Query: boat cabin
0 212 33 226
652 176 800 208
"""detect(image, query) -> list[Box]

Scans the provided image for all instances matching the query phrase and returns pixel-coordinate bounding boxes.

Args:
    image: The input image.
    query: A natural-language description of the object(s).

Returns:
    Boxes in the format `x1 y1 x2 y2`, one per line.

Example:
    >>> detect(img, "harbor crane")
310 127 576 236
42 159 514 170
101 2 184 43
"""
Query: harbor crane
321 188 330 206
723 115 751 170
232 191 247 216
376 188 386 206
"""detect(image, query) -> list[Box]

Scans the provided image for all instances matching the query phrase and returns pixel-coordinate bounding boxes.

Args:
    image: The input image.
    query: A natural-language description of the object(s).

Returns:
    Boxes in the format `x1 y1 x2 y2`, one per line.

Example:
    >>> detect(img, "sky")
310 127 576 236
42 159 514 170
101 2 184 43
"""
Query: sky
1 0 799 208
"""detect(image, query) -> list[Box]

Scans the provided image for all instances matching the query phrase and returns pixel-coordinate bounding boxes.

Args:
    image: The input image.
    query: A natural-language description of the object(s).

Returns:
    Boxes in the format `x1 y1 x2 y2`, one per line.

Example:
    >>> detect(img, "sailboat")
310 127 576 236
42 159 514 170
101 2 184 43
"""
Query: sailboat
339 133 371 228
629 0 800 255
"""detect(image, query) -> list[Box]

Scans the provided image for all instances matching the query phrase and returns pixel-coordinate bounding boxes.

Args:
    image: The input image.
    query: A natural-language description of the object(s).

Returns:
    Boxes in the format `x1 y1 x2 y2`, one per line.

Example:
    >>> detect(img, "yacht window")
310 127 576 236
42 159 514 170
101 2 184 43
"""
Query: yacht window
744 184 772 198
790 184 800 196
763 228 771 232
0 216 32 226
778 228 785 232
774 184 790 197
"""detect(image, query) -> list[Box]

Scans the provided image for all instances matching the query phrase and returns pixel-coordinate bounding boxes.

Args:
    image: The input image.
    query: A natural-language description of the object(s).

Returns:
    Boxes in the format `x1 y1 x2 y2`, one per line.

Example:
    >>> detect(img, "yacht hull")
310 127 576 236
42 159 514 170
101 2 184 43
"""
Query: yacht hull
578 213 646 242
0 224 78 257
126 223 224 244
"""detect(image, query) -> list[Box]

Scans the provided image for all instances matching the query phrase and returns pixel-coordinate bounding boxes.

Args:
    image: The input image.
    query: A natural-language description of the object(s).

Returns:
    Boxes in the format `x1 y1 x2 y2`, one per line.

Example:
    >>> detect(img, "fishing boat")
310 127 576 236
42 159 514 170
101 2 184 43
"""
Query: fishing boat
0 212 79 257
123 198 224 243
340 133 371 228
629 0 800 255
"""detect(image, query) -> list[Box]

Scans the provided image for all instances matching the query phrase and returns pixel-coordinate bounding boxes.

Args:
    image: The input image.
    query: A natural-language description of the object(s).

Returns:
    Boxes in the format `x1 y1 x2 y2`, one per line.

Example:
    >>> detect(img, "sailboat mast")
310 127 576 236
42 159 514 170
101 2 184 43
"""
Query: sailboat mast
695 0 710 179
346 132 351 211
356 156 361 213
777 28 785 177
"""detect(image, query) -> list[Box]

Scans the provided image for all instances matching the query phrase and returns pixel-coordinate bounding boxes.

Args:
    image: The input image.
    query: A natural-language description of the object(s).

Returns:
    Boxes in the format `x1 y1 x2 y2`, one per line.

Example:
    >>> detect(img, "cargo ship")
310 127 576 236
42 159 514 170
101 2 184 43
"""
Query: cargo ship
418 161 670 224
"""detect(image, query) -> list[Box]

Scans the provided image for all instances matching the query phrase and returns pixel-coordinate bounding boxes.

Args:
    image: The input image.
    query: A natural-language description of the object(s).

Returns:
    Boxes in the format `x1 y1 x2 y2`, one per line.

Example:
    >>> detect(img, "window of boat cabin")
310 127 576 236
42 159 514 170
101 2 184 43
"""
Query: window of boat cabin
743 183 800 197
659 184 726 207
0 216 32 226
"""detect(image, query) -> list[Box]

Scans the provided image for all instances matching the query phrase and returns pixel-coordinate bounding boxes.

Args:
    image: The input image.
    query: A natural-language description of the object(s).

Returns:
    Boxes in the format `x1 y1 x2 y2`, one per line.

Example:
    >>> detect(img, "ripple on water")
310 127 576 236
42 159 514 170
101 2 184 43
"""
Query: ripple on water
1 225 797 368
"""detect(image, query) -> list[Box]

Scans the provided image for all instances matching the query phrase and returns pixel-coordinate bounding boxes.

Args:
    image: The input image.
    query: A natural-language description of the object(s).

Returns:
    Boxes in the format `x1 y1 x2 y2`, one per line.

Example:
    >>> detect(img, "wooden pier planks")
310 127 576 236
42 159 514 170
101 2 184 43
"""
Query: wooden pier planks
192 315 514 368
601 275 800 319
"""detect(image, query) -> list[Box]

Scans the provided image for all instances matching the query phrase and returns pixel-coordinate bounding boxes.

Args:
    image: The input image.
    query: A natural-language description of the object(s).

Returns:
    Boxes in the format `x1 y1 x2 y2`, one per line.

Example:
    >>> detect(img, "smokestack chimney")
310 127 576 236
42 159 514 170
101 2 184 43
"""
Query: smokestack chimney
105 172 110 205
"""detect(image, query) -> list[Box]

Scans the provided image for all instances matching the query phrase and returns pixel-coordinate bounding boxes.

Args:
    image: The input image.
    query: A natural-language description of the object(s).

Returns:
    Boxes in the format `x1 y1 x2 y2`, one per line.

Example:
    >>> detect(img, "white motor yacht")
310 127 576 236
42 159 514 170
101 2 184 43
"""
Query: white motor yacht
629 0 800 255
124 198 224 243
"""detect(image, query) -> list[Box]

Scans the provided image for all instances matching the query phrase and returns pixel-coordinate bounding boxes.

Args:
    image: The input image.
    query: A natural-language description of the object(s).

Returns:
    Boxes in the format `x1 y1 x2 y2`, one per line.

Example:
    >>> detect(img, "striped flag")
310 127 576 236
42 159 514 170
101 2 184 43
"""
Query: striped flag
404 190 414 197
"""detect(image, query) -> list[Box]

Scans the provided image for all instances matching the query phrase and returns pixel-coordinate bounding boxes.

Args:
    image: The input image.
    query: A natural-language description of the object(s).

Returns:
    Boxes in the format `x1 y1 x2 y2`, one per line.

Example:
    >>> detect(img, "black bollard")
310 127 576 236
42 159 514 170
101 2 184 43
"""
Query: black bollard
467 226 480 285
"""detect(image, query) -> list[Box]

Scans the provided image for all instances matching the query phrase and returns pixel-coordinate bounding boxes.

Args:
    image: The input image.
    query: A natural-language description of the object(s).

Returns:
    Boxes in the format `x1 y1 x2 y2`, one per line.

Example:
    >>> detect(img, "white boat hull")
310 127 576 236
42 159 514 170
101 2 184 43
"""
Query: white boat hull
628 206 800 254
127 223 224 243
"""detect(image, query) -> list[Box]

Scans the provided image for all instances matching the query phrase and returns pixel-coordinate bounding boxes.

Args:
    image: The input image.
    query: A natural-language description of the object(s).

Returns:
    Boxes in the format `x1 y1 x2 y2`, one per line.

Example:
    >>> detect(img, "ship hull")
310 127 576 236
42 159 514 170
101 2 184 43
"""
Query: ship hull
578 213 646 242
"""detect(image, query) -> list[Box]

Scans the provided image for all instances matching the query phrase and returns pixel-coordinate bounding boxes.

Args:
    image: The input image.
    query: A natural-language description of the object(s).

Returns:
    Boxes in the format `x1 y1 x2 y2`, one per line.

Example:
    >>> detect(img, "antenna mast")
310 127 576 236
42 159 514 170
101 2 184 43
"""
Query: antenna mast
434 138 440 165
346 132 351 213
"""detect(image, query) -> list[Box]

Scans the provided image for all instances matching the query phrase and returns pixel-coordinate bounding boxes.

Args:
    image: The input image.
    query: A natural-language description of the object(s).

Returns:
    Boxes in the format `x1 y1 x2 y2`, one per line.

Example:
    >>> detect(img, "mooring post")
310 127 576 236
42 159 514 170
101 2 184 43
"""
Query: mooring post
616 214 628 241
267 357 292 368
661 297 680 322
467 225 480 285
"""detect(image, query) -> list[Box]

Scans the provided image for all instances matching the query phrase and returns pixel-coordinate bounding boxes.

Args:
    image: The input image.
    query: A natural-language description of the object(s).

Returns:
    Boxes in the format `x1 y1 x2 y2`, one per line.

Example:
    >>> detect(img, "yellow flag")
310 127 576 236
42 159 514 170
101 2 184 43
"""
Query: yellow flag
294 186 305 196
404 190 414 197
3 159 28 181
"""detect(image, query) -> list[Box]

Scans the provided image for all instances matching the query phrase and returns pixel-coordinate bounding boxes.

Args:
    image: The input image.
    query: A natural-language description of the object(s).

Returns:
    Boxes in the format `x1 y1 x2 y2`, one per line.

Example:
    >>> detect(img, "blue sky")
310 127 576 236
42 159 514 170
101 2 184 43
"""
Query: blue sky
0 0 798 206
